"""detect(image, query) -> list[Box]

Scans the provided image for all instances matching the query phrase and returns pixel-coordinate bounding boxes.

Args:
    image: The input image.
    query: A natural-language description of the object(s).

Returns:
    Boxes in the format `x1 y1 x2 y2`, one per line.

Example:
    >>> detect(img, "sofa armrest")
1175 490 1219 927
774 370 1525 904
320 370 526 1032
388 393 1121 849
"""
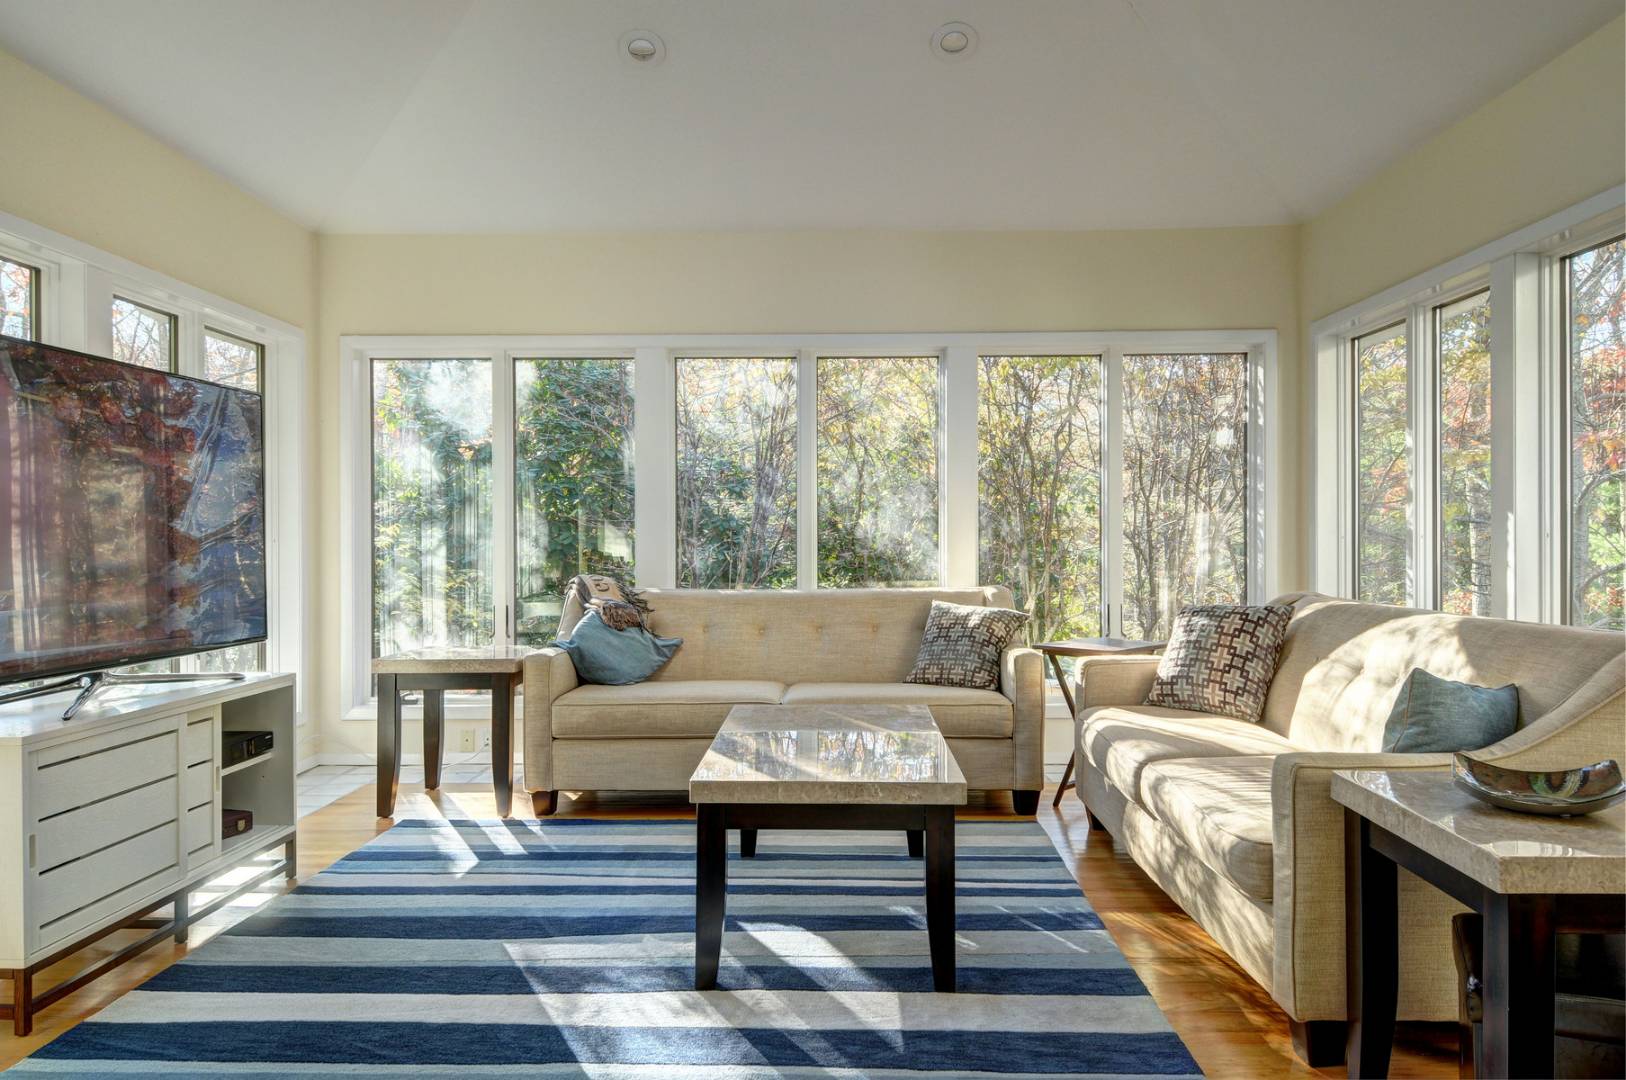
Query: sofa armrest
1073 655 1162 710
1001 646 1045 790
521 647 578 794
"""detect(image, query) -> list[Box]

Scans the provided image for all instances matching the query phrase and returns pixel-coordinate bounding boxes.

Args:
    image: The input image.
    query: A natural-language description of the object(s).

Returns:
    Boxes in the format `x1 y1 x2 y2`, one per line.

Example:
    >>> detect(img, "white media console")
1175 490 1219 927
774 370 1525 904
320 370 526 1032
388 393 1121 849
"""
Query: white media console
0 673 296 1035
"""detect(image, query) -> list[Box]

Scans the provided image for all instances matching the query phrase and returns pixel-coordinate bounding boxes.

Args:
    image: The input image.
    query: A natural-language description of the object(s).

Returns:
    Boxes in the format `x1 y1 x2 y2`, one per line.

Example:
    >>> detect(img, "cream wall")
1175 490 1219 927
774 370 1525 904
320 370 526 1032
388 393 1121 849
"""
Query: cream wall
313 226 1303 755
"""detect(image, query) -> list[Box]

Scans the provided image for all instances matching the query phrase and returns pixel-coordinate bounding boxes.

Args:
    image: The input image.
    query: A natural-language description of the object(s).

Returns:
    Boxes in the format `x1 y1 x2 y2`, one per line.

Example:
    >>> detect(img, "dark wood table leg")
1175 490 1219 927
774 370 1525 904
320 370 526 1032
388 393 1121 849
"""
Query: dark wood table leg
490 674 515 817
695 804 728 990
925 805 956 992
1482 892 1555 1078
1049 653 1078 807
907 830 923 858
1345 809 1398 1078
12 967 32 1036
172 890 189 944
422 688 444 790
376 674 401 818
739 828 757 858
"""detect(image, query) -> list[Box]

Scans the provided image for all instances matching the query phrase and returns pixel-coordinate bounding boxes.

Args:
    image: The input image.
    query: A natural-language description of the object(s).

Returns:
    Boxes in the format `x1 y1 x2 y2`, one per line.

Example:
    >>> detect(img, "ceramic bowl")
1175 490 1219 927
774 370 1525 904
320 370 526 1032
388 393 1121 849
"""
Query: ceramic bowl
1452 753 1625 816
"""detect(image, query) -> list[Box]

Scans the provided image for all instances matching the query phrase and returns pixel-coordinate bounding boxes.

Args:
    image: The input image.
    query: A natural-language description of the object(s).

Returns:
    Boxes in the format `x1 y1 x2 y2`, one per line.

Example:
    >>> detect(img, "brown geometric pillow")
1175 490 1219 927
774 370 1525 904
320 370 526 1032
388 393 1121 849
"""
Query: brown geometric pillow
1145 604 1292 723
905 600 1029 690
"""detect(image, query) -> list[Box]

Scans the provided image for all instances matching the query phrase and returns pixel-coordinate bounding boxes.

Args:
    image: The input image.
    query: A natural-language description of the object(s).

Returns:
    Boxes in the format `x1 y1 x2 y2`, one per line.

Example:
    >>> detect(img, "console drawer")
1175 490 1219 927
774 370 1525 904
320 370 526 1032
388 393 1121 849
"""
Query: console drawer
31 726 177 821
34 820 180 929
32 778 178 872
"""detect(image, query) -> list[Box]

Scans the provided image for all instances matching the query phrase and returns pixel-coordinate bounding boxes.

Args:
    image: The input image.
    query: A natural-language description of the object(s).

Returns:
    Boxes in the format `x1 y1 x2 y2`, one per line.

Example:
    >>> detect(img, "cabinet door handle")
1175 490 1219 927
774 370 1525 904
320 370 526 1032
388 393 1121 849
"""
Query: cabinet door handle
27 833 37 870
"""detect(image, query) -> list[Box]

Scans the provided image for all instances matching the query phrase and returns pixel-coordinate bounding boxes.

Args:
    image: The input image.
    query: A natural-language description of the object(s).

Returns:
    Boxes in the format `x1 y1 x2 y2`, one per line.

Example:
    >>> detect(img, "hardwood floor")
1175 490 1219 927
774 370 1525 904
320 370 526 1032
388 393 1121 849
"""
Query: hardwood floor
1 779 1458 1077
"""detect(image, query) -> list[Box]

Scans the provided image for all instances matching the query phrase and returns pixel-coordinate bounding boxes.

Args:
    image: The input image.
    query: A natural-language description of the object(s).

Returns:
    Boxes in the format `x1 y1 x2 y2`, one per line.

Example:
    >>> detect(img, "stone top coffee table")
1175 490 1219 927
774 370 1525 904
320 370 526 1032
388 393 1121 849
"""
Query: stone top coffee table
688 703 968 992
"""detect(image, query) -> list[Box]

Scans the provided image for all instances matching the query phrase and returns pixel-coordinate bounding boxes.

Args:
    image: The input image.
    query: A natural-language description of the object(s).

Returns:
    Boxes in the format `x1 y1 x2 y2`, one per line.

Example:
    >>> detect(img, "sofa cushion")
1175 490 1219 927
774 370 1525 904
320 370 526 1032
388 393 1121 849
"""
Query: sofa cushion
552 680 786 738
1139 755 1276 901
1078 705 1299 800
781 682 1013 738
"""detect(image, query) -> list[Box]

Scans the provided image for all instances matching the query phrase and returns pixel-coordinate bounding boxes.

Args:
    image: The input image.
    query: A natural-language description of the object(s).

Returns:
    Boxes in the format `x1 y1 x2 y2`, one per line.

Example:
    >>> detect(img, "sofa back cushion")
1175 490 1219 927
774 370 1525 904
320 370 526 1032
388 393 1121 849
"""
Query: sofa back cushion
1259 593 1626 752
637 587 1015 684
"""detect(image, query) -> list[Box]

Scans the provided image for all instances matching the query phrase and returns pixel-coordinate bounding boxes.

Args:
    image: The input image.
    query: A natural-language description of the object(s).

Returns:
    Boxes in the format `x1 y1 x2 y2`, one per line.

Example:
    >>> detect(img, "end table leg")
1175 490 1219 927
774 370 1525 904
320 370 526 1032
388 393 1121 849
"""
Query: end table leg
907 830 923 858
376 674 401 818
739 828 757 858
491 675 514 818
695 804 727 990
1482 892 1555 1079
925 806 956 992
1051 753 1076 808
423 689 444 790
1345 809 1397 1077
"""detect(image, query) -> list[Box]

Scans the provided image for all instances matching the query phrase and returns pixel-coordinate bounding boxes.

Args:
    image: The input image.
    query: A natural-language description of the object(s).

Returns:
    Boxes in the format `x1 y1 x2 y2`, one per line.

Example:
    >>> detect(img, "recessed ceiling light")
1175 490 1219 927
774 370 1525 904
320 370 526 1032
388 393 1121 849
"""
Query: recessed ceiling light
932 22 977 60
620 30 666 65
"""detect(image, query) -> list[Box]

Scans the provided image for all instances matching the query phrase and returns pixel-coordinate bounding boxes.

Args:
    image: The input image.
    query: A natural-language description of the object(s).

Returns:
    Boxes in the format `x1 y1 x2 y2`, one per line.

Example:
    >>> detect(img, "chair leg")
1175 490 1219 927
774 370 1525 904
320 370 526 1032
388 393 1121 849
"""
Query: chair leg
1011 790 1039 815
532 790 558 816
1288 1019 1346 1068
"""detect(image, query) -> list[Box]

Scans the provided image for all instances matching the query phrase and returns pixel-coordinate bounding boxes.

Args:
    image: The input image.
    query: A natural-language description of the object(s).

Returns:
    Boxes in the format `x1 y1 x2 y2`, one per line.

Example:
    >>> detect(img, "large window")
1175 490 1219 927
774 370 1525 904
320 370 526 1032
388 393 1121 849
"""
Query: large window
1 256 36 339
110 296 176 371
514 357 635 642
817 356 939 587
1436 291 1492 616
1355 323 1411 605
1122 353 1249 639
675 357 798 589
371 358 494 658
978 356 1102 643
1566 237 1625 631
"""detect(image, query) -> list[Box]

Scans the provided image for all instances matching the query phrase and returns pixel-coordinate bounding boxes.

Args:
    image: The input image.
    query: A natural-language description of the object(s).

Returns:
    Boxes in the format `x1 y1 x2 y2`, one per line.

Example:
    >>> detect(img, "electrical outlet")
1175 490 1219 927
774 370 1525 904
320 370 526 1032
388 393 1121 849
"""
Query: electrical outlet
459 728 476 752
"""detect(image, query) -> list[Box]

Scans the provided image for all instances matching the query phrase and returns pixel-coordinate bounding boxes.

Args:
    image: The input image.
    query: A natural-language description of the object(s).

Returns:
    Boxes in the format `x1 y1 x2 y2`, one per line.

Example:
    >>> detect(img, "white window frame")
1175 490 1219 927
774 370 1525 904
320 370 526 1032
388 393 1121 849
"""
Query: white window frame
1311 185 1626 622
0 208 311 730
340 329 1278 718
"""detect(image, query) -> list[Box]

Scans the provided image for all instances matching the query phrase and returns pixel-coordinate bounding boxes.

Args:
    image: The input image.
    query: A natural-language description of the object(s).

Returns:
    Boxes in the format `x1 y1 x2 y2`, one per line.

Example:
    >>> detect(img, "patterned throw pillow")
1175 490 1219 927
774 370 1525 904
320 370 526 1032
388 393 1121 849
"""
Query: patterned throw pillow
905 601 1029 690
1145 604 1292 723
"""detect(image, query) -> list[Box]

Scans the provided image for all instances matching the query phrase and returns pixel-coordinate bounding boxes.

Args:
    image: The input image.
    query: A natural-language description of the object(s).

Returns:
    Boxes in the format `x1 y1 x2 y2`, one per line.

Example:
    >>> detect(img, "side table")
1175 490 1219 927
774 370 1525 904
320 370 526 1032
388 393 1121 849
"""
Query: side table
1033 637 1162 807
372 646 532 819
1333 767 1625 1078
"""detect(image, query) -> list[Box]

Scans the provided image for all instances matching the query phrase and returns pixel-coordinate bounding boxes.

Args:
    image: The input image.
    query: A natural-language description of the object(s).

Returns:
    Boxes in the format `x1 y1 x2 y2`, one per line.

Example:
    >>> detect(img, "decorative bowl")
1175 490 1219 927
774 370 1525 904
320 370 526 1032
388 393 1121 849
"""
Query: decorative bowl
1452 753 1625 816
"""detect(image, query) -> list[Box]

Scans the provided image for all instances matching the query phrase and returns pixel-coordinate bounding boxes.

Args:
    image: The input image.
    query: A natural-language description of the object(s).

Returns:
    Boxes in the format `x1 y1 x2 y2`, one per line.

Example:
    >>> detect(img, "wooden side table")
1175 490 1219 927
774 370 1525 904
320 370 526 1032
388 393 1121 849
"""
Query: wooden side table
372 647 532 819
1033 637 1163 807
1333 768 1625 1078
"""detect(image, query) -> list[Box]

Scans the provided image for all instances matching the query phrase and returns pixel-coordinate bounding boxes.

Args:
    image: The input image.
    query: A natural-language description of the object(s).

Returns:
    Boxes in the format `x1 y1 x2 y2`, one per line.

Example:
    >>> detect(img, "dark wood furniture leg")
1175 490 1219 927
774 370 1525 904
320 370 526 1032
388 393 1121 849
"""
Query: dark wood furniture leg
1344 809 1398 1078
907 829 923 858
10 968 31 1037
1291 1019 1348 1069
532 790 557 816
1482 892 1556 1078
376 673 401 818
1011 790 1039 815
739 828 757 858
172 890 189 944
925 804 956 992
491 673 514 817
422 688 444 789
284 833 298 880
694 804 727 990
1048 653 1078 807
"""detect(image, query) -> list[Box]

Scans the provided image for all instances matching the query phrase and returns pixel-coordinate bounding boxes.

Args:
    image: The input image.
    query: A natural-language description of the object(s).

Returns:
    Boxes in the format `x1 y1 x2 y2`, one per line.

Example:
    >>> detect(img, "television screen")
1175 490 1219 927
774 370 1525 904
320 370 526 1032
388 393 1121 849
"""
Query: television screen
0 335 266 681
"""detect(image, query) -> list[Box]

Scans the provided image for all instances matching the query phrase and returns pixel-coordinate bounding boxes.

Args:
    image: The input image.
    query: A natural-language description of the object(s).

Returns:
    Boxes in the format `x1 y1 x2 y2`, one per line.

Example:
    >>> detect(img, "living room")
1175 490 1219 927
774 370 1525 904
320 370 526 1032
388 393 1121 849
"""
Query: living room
0 1 1622 1077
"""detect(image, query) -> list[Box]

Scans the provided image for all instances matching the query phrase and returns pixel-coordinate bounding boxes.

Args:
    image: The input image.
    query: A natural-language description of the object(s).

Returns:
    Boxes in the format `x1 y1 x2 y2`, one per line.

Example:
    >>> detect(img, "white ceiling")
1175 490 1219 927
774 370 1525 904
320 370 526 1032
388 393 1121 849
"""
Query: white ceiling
1 0 1618 232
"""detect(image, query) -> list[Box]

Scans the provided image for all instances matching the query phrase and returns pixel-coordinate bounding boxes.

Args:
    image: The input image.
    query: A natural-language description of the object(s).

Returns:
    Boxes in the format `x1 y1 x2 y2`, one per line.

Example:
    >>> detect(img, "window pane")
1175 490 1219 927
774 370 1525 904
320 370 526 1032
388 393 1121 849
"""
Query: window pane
1356 323 1411 605
514 357 635 643
1437 291 1492 616
676 357 798 588
1122 353 1249 639
817 357 939 587
193 643 266 673
111 297 176 371
204 328 262 391
1567 237 1626 631
978 355 1102 644
1 257 36 340
371 358 493 658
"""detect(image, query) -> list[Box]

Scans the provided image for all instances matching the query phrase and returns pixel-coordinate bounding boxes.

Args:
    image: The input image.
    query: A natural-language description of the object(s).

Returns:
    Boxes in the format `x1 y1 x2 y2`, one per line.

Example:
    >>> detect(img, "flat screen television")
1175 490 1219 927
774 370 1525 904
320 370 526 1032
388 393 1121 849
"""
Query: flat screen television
0 334 267 683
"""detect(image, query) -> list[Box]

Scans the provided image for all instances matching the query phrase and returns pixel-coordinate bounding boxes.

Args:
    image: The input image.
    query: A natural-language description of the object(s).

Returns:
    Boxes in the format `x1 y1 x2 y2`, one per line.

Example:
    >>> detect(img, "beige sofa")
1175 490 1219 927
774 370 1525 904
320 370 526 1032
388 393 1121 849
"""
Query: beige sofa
1073 592 1626 1064
523 586 1045 815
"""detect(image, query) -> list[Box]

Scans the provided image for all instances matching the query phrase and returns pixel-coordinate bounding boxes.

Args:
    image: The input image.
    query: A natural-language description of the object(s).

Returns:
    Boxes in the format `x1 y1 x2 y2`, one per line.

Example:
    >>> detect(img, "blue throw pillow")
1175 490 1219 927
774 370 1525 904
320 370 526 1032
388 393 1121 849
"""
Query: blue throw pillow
552 609 682 686
1381 668 1519 753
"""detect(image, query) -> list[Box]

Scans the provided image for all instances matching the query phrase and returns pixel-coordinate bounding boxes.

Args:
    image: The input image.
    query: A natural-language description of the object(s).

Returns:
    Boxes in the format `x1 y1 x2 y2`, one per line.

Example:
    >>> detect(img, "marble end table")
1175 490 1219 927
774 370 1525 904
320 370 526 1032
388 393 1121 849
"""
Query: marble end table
1333 767 1625 1079
372 646 533 819
688 703 968 992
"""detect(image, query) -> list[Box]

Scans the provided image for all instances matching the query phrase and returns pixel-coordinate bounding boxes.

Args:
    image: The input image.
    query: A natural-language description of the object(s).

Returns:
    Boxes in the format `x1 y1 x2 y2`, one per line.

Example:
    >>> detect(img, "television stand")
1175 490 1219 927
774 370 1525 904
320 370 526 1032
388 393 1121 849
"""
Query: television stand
0 670 247 720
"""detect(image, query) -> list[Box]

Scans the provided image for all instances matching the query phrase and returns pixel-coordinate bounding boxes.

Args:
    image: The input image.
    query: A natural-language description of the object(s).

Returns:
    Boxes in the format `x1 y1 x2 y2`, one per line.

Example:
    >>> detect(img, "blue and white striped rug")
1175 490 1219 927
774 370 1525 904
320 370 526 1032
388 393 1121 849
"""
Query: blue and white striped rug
10 817 1201 1078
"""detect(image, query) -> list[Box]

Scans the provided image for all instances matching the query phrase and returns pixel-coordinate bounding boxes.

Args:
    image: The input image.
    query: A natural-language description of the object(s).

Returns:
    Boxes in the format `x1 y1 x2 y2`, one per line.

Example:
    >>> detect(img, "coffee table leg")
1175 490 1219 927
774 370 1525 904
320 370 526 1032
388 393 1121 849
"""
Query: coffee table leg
695 804 727 990
907 830 923 858
490 675 514 818
925 805 956 992
376 674 401 818
739 828 757 858
423 689 444 790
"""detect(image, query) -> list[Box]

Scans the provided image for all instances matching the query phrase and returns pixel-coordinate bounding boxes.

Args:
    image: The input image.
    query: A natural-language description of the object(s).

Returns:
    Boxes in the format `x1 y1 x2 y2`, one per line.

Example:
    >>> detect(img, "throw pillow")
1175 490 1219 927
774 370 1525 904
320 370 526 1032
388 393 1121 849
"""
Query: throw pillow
557 573 649 637
1381 668 1519 753
905 600 1028 690
1145 604 1292 723
552 609 682 686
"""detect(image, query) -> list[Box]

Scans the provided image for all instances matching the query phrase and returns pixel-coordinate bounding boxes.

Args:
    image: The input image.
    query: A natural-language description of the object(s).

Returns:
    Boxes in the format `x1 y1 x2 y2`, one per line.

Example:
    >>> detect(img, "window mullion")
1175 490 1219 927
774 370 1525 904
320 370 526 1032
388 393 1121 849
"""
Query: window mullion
942 346 978 587
633 347 676 588
1409 303 1436 609
796 349 817 589
492 352 516 647
1102 347 1125 636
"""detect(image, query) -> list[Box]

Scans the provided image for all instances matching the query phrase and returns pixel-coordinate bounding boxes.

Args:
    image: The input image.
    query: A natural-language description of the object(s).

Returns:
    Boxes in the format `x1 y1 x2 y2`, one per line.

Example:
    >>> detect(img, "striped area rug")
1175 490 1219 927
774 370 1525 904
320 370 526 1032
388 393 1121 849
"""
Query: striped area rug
10 817 1201 1078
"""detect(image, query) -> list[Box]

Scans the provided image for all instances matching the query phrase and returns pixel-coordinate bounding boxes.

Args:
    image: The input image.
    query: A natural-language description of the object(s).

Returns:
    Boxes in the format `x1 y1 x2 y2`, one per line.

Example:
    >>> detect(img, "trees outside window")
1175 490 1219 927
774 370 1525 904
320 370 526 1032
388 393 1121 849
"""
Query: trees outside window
676 357 798 589
817 356 939 587
1567 237 1626 631
204 329 262 391
1437 291 1492 616
514 357 635 643
1121 353 1249 640
111 297 176 372
1 257 35 340
1356 323 1411 605
977 355 1103 645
